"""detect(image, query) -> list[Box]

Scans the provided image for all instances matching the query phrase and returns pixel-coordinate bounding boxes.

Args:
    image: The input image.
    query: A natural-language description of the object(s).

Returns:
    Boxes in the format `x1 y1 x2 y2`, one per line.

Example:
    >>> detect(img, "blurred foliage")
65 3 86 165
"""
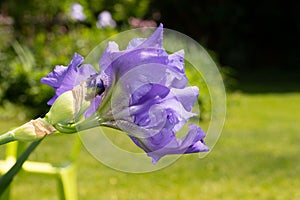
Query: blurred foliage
0 0 231 120
0 0 124 117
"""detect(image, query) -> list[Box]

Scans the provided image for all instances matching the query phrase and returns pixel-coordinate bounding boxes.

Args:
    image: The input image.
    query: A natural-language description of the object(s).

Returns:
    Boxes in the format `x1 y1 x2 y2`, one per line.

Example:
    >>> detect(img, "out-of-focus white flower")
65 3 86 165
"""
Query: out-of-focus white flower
70 3 86 22
96 11 116 29
128 17 157 28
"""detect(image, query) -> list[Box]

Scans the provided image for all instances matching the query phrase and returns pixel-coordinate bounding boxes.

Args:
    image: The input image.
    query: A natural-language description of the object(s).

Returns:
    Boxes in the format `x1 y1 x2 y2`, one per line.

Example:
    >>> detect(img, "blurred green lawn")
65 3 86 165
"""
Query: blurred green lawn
1 89 300 199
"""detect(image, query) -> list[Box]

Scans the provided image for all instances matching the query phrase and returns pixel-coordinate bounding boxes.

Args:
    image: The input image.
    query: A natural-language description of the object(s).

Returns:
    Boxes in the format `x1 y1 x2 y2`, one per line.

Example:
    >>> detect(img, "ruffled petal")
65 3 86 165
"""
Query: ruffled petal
126 38 147 50
168 50 185 73
99 41 120 73
146 124 209 164
40 65 67 88
158 98 197 132
135 23 163 49
171 86 199 112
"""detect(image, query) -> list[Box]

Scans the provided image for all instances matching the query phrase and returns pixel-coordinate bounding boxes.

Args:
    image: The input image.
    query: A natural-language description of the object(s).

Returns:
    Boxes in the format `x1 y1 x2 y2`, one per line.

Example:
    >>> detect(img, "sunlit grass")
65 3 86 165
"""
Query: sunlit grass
1 92 300 199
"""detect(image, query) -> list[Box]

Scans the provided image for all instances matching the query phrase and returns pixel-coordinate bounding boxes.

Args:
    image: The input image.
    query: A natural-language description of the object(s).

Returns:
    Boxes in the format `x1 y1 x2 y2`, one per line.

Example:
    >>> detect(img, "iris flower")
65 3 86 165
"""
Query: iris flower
40 24 209 163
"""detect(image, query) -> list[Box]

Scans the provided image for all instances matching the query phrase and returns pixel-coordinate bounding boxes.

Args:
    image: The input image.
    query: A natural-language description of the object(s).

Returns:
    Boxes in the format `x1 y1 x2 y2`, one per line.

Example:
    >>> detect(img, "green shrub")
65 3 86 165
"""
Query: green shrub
0 26 116 118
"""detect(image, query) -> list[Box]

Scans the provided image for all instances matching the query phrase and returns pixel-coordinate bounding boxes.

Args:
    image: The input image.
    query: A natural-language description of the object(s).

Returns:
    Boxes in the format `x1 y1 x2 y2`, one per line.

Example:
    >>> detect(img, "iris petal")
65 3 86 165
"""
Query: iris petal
41 53 96 105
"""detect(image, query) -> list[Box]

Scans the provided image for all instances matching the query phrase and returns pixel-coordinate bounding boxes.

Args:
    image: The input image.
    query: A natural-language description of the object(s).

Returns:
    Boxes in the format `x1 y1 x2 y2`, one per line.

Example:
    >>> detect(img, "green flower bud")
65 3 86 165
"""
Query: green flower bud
46 91 75 125
44 83 90 133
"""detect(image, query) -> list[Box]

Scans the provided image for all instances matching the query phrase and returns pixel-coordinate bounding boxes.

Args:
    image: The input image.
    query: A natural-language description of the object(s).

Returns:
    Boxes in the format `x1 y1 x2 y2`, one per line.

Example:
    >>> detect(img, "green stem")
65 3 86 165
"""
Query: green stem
0 138 43 196
0 132 15 145
75 115 103 132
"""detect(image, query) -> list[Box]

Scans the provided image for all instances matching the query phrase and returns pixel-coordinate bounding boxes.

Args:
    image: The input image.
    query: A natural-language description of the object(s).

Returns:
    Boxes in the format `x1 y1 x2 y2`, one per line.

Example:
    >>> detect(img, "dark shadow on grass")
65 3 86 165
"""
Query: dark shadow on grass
232 68 300 93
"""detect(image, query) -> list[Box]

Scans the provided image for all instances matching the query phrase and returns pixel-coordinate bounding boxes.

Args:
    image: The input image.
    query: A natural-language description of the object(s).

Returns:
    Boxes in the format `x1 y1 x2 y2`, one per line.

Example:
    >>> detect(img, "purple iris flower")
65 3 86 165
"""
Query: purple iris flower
93 24 208 163
41 24 209 163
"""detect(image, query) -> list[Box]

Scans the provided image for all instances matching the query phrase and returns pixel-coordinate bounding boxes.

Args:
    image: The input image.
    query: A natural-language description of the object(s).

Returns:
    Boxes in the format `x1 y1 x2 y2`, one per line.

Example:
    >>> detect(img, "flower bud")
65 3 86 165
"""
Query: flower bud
46 90 75 125
45 83 90 133
12 118 56 142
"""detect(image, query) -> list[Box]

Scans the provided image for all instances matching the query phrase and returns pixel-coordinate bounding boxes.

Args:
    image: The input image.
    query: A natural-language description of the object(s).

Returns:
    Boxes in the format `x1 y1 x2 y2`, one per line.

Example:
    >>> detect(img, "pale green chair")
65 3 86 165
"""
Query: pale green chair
0 135 81 200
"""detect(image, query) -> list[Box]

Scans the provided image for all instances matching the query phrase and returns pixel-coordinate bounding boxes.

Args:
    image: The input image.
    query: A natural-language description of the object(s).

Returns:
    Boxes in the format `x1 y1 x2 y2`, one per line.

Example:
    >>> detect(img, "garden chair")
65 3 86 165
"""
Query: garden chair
0 135 81 200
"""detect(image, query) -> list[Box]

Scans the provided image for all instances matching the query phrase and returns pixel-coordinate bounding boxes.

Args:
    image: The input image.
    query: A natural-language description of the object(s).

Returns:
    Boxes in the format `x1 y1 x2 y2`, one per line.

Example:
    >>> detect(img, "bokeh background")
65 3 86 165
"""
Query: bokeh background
0 0 299 199
0 0 299 117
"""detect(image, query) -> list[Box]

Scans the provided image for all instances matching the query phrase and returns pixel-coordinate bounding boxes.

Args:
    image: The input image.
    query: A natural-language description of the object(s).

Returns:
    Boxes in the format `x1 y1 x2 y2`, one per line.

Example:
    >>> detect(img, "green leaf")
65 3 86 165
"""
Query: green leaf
0 139 43 196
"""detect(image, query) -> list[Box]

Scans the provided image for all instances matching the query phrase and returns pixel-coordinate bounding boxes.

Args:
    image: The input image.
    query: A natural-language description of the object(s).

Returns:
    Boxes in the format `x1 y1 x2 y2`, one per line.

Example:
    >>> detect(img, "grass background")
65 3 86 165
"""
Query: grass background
1 70 300 200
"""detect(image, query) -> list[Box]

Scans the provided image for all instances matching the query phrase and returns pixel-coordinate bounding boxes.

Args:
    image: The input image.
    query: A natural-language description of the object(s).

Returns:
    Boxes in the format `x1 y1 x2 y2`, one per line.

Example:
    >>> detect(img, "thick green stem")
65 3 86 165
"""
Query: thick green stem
0 132 15 145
